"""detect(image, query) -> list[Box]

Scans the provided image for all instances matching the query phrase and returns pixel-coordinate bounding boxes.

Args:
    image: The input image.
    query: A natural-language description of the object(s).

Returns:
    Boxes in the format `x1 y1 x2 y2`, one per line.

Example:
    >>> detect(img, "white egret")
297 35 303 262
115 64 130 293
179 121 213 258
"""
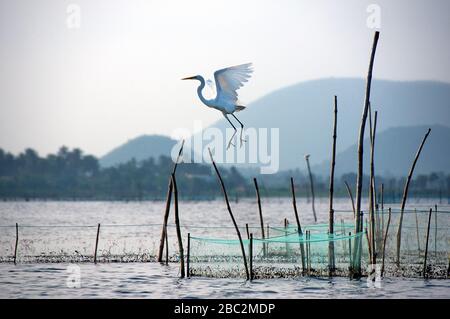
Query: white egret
182 63 253 149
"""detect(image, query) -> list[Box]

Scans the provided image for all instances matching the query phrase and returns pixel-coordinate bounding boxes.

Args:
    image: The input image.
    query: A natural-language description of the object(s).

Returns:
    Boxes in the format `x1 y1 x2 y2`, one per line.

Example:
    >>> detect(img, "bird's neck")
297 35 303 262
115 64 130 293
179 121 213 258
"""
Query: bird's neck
196 77 210 106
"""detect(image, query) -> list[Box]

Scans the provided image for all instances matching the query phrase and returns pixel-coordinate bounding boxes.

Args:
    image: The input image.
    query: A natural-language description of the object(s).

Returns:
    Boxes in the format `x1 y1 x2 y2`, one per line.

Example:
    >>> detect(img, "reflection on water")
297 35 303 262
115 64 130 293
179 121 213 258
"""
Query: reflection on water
1 263 449 298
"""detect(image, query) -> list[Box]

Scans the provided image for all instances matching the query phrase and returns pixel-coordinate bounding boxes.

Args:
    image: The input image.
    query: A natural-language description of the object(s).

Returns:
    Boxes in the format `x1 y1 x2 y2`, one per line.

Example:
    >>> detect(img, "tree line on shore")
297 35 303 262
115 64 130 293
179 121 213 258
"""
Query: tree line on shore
0 147 448 201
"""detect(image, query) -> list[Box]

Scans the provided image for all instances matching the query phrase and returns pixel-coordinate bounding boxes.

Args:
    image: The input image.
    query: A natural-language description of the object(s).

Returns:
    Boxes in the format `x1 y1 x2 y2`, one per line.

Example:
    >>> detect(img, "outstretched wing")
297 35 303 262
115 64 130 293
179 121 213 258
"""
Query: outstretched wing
214 63 253 104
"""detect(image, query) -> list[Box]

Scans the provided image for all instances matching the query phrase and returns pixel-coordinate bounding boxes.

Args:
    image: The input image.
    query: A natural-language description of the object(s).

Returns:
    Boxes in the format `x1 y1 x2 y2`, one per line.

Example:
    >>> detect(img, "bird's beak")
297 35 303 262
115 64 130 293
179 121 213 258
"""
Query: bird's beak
181 76 196 80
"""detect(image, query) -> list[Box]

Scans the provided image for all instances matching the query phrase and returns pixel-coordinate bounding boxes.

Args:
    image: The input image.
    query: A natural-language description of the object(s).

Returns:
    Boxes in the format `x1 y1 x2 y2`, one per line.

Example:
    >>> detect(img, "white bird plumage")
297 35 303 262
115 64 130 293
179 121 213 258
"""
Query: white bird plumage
182 63 253 148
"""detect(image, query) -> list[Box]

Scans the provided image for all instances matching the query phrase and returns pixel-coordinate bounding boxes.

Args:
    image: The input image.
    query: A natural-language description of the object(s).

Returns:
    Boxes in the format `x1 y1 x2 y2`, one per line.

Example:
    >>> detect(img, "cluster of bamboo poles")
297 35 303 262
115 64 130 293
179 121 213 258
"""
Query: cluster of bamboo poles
156 31 440 280
342 31 434 278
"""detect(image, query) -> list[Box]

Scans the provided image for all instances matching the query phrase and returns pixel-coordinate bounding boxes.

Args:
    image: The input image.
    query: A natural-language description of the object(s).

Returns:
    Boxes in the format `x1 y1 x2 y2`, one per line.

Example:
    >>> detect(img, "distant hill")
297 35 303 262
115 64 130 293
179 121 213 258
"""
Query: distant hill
313 124 450 177
100 135 178 167
190 78 450 172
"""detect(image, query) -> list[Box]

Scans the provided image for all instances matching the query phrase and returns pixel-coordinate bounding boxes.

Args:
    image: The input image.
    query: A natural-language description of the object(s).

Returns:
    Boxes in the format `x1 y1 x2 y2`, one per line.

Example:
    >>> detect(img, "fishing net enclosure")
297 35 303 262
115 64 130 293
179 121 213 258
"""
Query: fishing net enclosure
188 208 449 279
189 223 368 278
0 205 448 279
0 224 162 263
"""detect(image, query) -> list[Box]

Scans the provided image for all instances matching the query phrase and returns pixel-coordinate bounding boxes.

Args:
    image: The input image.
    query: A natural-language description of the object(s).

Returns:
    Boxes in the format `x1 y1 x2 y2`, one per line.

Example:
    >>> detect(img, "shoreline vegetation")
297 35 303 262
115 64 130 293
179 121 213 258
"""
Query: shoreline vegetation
1 147 449 202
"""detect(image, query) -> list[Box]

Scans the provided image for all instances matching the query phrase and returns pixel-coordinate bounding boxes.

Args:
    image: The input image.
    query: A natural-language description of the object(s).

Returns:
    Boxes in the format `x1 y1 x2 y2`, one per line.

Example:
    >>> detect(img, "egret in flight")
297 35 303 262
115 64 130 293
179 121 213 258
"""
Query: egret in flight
182 63 253 149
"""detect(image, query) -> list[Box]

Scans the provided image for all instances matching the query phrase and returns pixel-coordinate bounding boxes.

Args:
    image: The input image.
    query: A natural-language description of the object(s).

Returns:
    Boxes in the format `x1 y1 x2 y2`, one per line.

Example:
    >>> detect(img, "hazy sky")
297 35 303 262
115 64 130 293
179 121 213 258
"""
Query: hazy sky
1 0 449 157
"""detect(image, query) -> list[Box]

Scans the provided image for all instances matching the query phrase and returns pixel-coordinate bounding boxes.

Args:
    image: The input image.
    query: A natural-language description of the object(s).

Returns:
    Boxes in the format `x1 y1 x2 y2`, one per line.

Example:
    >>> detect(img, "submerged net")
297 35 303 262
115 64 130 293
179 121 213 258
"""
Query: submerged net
189 208 450 279
0 206 448 279
189 223 369 278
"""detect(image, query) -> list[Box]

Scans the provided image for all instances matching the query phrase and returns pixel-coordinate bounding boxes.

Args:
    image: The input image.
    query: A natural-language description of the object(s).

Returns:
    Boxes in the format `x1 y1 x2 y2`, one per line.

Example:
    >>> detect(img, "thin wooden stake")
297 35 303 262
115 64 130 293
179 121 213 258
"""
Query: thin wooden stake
246 223 250 240
348 232 352 267
187 233 190 278
305 155 317 222
354 31 380 277
447 255 450 278
249 233 253 281
208 148 249 280
13 223 18 265
253 178 266 255
369 110 378 265
306 230 310 275
308 231 312 273
423 208 433 278
381 208 392 277
284 218 289 254
344 181 356 218
158 140 185 262
290 177 306 273
434 205 438 257
415 209 421 255
171 173 185 278
165 227 169 265
328 95 338 274
381 183 384 245
365 227 372 265
341 219 346 254
94 223 100 264
396 128 431 266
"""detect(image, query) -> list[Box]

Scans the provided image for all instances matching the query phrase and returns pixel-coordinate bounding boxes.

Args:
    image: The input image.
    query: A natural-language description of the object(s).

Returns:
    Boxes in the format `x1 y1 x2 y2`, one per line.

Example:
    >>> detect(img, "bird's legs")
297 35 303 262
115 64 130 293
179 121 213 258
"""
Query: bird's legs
223 114 237 149
231 113 246 147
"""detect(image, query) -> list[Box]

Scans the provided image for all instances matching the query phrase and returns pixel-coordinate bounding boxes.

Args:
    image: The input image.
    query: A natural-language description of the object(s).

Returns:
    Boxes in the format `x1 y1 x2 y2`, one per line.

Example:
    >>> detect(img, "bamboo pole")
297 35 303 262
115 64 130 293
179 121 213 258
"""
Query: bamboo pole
352 211 364 273
13 223 18 265
304 155 317 222
94 223 100 264
249 233 253 281
368 104 378 208
158 140 185 262
328 95 338 274
253 178 266 255
423 208 433 278
369 110 378 264
171 173 185 278
341 219 346 254
348 232 352 267
396 128 431 266
187 233 190 278
414 209 421 255
284 218 289 254
381 208 392 277
354 31 380 277
344 181 356 218
208 148 249 280
290 177 306 273
165 229 169 265
308 231 312 273
447 256 449 278
365 227 372 265
306 230 310 275
381 183 384 244
434 205 438 257
370 108 382 252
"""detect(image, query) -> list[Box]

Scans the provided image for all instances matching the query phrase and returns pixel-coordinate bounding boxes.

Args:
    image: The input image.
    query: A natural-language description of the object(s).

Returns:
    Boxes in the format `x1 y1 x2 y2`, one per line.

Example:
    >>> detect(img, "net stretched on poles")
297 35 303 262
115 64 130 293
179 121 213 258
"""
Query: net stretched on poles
189 223 368 278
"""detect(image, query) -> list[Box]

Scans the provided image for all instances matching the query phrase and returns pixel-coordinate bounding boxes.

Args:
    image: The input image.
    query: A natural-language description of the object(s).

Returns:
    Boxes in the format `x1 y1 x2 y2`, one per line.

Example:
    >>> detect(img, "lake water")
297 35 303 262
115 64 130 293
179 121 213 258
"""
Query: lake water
0 199 449 298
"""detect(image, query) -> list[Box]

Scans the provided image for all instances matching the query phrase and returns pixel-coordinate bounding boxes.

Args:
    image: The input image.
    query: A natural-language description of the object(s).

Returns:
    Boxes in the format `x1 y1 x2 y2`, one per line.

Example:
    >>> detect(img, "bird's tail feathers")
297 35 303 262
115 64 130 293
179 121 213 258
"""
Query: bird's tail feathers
235 105 246 112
